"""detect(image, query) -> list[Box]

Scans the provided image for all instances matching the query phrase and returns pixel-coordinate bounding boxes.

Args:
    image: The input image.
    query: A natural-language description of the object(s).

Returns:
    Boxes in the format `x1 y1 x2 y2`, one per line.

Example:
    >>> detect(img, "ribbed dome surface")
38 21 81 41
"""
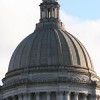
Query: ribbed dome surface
8 23 94 72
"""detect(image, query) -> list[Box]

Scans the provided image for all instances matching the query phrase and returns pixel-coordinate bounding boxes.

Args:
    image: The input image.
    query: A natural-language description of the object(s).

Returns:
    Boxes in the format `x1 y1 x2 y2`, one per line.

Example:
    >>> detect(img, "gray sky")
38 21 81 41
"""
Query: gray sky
0 0 100 85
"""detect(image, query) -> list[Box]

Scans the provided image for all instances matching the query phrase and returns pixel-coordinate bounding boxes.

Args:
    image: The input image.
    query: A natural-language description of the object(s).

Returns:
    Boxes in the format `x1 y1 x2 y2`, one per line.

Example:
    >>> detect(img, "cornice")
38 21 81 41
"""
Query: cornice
3 73 93 89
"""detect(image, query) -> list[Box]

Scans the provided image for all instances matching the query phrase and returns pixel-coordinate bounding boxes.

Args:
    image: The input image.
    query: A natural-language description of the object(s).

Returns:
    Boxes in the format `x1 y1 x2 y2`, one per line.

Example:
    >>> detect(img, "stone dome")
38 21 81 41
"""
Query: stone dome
3 0 100 89
6 0 95 76
8 20 95 74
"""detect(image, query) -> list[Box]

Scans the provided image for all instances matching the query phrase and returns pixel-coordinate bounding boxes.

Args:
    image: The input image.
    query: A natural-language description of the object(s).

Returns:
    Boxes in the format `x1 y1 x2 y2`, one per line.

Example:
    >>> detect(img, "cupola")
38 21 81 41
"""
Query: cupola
40 0 60 20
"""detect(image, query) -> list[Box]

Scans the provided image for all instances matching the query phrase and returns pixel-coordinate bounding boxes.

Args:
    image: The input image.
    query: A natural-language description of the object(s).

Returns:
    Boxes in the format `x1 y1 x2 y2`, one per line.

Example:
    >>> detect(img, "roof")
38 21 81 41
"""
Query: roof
8 20 94 74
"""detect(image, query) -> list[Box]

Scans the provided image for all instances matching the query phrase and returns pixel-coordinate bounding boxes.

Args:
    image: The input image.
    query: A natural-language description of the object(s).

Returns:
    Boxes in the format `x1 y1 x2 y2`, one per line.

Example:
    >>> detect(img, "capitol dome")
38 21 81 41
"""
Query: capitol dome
1 0 100 100
8 19 94 74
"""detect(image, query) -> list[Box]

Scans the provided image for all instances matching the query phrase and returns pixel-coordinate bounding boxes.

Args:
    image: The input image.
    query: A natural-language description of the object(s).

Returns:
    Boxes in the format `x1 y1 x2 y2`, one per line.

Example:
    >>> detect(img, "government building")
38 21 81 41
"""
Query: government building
0 0 100 100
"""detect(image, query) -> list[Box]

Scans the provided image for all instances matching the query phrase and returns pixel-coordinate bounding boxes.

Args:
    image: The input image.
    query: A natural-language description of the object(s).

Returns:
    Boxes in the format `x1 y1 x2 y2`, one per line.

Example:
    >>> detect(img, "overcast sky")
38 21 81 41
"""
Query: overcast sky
0 0 100 85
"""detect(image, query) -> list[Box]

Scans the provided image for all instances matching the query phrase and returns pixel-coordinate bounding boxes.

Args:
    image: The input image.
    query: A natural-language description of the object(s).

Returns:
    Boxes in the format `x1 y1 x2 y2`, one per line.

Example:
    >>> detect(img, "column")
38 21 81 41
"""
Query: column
18 94 23 100
40 7 42 19
12 96 16 100
57 8 59 19
65 92 70 100
56 91 63 100
47 92 50 100
74 93 79 100
45 9 48 18
83 93 87 100
27 93 31 100
36 93 39 100
95 95 97 100
50 8 52 18
23 93 28 100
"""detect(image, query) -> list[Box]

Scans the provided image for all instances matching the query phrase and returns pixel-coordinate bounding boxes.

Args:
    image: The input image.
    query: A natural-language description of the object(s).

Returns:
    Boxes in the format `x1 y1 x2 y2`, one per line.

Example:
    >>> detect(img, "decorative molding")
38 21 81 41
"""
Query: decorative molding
5 65 95 80
3 73 92 89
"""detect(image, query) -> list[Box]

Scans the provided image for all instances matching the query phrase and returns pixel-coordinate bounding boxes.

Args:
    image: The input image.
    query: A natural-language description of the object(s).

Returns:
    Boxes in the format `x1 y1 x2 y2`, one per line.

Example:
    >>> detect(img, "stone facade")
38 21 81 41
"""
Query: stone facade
1 70 100 100
1 85 100 100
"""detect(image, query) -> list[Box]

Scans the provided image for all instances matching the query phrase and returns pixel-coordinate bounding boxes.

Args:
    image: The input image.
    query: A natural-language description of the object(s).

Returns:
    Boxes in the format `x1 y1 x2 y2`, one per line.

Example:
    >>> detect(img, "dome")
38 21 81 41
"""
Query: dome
8 20 95 74
6 0 96 75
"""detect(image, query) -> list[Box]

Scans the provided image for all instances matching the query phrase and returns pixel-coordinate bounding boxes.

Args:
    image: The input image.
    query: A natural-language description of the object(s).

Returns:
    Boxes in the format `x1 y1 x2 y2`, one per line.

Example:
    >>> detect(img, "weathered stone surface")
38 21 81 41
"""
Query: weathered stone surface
8 23 94 74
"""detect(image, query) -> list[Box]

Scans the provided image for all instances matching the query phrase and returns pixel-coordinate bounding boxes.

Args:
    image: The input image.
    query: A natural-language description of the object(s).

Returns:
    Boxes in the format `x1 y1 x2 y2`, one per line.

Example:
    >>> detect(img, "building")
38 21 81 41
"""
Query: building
0 0 100 100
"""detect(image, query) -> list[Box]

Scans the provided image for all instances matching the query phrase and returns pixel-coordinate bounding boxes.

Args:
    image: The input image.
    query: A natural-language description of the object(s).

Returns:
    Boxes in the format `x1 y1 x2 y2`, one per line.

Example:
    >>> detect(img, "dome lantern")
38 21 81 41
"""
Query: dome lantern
40 0 60 21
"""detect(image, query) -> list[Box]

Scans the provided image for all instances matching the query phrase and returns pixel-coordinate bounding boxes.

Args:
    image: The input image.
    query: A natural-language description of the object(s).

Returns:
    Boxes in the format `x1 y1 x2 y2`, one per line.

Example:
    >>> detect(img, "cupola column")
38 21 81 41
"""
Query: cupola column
65 92 70 100
74 93 79 100
56 91 63 100
83 93 87 100
27 93 32 100
46 92 51 100
18 94 23 100
23 93 28 100
36 93 40 100
57 7 59 19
